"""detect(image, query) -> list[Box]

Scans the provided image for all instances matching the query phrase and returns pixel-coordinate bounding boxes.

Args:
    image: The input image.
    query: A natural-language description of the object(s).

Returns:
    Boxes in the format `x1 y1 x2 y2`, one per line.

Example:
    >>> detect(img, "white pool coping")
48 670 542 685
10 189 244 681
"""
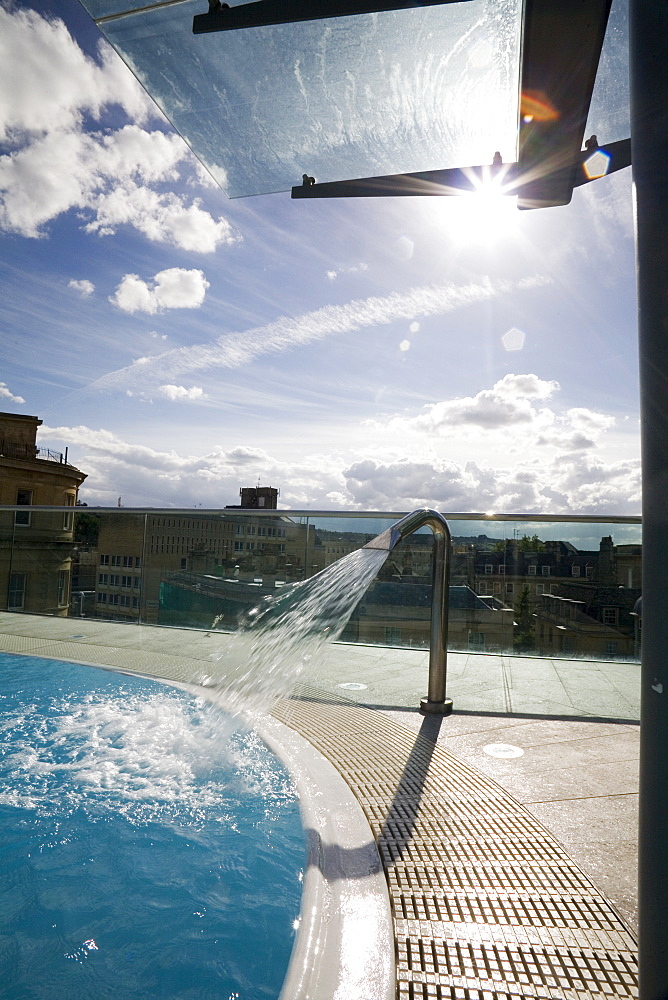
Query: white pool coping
255 713 395 1000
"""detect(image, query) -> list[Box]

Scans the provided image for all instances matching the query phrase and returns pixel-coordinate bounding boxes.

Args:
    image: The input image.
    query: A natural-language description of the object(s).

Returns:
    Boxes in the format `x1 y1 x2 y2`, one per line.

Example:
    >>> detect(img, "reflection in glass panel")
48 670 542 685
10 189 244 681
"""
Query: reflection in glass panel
85 0 522 197
0 508 642 719
1 508 641 664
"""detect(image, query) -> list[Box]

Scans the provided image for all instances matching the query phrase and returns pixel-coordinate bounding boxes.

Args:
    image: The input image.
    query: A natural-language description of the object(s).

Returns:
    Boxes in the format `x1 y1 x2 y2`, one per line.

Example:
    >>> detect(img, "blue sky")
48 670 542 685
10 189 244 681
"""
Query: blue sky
0 0 640 512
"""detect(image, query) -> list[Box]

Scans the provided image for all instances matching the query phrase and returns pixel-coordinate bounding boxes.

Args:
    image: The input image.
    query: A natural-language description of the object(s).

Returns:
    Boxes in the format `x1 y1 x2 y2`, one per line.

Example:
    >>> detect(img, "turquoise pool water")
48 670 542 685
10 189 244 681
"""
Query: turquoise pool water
0 653 305 999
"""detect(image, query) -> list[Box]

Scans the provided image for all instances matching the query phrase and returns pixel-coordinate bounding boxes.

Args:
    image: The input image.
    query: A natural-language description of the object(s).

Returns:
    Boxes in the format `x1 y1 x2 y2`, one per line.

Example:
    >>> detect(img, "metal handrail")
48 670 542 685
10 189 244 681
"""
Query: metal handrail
363 508 453 715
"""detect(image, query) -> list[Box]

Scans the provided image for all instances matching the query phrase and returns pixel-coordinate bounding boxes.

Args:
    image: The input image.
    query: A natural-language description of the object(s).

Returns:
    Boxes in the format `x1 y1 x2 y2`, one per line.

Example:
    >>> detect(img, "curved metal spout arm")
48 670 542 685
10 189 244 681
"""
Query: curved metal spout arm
364 508 453 716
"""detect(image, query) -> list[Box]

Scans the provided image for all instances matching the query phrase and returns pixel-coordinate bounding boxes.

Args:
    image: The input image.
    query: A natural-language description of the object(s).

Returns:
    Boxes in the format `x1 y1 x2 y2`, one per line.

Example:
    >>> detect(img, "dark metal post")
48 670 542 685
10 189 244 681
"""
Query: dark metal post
630 2 668 996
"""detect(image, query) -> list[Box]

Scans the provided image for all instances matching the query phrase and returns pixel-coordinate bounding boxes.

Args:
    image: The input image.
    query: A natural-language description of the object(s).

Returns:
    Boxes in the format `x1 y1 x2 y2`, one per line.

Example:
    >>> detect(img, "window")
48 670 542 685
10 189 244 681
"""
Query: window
98 573 109 585
246 541 255 550
505 583 514 595
571 565 581 577
603 607 619 626
134 577 141 589
234 540 243 552
15 488 32 526
58 570 69 607
541 565 551 576
385 626 402 643
605 641 618 657
135 557 142 569
100 554 109 566
236 524 244 535
484 564 493 574
278 544 285 554
119 595 131 607
123 556 133 568
468 631 485 650
258 496 265 507
63 494 75 530
109 575 120 587
8 573 26 610
258 526 267 536
498 565 505 575
97 592 107 604
121 575 132 588
111 555 121 567
247 525 256 535
108 594 120 606
180 558 187 569
528 565 537 575
585 565 593 578
132 597 140 609
536 584 544 595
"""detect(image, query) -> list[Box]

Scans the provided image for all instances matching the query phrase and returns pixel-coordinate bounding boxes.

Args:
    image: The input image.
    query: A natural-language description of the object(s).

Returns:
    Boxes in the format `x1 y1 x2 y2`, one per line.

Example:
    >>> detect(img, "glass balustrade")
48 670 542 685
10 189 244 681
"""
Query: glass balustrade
0 505 641 720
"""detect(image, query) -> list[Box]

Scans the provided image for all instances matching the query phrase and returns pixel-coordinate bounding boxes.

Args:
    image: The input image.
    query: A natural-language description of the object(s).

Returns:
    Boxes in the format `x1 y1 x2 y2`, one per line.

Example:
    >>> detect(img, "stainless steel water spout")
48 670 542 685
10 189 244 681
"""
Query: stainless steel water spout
363 508 453 715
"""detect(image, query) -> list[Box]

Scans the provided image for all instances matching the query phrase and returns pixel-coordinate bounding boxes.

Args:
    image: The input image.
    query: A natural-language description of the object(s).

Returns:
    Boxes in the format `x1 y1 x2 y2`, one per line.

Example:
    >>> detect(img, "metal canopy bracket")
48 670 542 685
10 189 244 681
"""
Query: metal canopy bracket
193 0 470 34
290 138 631 199
517 0 613 209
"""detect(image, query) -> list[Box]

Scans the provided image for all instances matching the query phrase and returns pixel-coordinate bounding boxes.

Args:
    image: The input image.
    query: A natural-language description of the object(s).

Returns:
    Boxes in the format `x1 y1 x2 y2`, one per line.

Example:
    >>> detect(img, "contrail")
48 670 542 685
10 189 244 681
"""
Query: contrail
88 273 551 393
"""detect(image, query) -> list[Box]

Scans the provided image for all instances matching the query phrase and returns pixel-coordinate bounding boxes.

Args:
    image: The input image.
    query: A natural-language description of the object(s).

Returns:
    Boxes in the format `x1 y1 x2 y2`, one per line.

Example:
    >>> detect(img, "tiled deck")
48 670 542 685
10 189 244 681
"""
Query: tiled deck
0 614 639 997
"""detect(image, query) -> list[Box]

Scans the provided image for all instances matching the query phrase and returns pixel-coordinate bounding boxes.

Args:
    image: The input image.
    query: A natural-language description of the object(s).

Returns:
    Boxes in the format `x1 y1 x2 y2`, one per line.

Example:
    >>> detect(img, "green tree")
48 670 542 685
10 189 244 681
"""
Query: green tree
517 534 545 552
514 585 535 652
74 511 100 546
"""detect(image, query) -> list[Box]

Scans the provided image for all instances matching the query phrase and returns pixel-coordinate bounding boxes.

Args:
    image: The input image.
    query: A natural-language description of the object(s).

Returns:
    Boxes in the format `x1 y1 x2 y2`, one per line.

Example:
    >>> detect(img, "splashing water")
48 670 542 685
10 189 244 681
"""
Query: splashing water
201 545 388 716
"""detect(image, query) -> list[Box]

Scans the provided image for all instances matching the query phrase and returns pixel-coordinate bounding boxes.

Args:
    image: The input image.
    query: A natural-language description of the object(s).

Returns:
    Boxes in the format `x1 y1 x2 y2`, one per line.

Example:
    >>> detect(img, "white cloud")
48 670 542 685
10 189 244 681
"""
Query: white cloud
68 278 94 297
0 6 151 141
0 382 25 404
110 268 210 314
0 10 237 252
158 385 206 402
387 374 559 434
85 177 236 252
341 452 640 515
326 263 368 280
36 421 640 516
92 274 552 391
536 407 616 450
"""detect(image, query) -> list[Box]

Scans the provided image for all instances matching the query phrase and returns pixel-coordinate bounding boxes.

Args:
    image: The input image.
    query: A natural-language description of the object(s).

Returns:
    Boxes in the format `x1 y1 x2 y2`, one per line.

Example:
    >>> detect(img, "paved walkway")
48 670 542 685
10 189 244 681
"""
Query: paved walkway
275 690 637 1000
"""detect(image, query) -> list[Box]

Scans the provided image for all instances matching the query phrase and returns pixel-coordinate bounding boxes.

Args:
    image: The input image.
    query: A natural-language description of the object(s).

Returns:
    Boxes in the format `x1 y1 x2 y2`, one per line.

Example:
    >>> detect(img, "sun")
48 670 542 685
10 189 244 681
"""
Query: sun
419 172 521 249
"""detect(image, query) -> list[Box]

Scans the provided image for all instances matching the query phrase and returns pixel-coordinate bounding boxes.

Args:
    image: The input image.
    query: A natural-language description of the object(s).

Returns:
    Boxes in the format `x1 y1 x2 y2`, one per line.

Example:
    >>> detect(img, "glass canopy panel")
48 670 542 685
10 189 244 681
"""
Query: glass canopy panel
585 0 630 145
83 0 522 197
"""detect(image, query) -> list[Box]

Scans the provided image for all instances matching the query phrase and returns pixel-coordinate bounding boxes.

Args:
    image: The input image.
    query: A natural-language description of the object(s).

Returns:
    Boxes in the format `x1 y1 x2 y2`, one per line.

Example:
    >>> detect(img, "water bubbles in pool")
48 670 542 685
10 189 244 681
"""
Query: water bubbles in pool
0 683 296 828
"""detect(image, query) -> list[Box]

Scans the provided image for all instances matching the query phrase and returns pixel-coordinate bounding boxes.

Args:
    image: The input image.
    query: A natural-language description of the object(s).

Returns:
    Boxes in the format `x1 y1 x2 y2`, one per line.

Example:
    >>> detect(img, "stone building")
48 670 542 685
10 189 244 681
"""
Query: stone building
0 412 86 615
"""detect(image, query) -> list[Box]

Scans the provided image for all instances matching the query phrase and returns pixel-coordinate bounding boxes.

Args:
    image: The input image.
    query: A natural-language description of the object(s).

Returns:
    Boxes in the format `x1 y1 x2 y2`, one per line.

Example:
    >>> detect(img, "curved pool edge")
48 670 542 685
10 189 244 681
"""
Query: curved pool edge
236 711 395 1000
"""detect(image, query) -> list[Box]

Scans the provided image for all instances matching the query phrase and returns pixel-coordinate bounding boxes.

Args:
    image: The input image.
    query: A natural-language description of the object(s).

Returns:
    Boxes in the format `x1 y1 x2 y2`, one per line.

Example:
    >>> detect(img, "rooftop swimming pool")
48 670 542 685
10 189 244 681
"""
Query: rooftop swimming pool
0 652 305 1000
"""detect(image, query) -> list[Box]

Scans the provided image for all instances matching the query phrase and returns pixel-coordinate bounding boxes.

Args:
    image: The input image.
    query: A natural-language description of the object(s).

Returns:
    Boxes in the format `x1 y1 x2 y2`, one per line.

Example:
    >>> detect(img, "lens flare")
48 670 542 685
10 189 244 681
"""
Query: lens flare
520 90 560 122
583 149 612 180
